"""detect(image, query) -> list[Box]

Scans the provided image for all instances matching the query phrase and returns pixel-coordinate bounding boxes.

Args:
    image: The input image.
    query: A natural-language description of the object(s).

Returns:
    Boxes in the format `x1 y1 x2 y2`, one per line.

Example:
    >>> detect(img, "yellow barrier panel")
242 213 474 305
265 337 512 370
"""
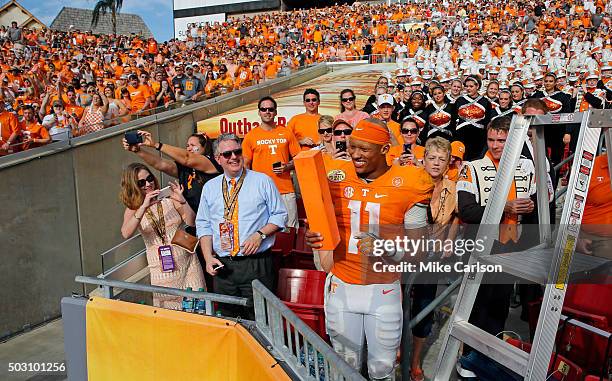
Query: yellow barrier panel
86 297 290 381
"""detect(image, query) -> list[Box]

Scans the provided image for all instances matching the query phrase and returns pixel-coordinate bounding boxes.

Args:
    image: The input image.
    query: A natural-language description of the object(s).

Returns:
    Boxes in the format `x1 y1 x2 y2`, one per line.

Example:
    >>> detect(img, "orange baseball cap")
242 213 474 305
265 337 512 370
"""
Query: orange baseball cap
451 141 465 160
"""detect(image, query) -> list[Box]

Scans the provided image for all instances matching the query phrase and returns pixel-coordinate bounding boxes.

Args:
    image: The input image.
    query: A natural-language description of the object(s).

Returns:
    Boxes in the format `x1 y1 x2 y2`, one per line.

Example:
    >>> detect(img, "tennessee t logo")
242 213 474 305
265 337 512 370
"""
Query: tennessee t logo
269 144 278 155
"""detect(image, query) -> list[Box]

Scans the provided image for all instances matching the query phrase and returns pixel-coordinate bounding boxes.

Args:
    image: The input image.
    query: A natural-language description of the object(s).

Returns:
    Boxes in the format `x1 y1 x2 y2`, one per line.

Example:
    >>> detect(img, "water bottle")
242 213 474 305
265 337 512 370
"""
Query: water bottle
182 287 194 312
194 288 206 315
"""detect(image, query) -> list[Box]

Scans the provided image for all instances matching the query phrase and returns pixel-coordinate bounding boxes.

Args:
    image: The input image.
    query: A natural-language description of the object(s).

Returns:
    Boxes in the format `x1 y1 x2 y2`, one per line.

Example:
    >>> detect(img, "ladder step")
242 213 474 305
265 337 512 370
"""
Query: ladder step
479 248 610 284
450 320 529 376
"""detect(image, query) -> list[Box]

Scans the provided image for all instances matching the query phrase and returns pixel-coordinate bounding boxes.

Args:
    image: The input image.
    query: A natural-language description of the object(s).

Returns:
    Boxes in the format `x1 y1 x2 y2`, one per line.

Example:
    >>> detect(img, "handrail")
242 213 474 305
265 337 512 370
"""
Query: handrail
553 152 575 173
100 233 142 257
76 275 250 316
409 277 461 329
252 279 365 381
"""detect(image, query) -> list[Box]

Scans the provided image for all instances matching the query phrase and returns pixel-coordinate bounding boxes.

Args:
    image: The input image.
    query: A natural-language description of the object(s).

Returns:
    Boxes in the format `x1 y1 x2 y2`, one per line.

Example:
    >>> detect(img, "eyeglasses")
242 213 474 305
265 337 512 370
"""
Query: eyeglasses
318 127 333 134
304 98 319 103
333 129 352 136
341 96 356 102
137 174 155 188
401 128 419 135
219 70 227 74
220 148 243 159
259 107 276 113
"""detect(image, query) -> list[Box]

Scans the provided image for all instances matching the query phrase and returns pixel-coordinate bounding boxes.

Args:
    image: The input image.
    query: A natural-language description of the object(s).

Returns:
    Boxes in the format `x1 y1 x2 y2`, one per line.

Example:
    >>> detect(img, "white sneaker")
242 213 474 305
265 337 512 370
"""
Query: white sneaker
456 362 477 378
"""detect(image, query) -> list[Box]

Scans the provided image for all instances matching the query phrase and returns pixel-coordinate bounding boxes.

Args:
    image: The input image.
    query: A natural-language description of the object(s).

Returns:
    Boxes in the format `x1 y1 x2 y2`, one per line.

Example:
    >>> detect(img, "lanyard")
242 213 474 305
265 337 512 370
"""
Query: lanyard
145 202 167 244
222 170 247 221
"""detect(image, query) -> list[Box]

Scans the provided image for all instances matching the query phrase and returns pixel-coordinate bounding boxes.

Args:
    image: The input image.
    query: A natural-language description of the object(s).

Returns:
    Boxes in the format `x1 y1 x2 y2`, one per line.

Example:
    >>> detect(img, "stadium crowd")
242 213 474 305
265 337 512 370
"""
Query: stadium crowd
0 0 610 155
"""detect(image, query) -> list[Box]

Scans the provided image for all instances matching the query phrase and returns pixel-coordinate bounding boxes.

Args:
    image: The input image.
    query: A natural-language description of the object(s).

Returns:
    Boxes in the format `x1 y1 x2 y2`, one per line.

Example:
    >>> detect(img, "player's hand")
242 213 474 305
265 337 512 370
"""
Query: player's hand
304 219 324 249
355 232 378 256
504 198 534 214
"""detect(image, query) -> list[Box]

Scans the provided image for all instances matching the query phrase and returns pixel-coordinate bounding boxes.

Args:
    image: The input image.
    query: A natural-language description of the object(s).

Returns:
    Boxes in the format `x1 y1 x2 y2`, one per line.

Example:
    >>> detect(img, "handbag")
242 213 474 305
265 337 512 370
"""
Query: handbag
171 225 199 253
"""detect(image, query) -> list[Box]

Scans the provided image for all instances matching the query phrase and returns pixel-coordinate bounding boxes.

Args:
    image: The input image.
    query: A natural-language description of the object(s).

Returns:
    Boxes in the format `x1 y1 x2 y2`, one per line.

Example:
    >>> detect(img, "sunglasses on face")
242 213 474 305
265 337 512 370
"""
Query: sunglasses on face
304 98 319 103
341 96 356 102
259 107 276 112
333 129 352 136
137 174 155 187
220 148 242 159
318 127 333 134
401 128 419 135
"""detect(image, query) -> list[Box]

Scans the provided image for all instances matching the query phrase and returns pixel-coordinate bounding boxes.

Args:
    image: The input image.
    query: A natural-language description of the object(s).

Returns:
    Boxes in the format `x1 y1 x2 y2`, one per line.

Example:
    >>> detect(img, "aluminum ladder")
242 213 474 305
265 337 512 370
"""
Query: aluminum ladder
434 109 612 380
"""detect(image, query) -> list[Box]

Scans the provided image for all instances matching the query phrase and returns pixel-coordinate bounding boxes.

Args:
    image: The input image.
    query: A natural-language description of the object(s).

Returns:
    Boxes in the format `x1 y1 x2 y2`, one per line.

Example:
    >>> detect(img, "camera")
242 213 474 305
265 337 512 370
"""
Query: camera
124 131 143 145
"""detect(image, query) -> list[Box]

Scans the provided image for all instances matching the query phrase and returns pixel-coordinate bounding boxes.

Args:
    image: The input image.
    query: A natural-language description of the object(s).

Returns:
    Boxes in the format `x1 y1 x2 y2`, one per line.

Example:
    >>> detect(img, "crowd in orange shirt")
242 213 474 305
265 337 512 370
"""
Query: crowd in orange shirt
0 0 610 156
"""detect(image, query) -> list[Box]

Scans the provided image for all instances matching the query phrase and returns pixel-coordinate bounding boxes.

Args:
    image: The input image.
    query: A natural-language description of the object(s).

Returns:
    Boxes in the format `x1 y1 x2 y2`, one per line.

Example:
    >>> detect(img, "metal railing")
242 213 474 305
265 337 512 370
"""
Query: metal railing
75 275 249 315
252 279 365 381
99 233 144 276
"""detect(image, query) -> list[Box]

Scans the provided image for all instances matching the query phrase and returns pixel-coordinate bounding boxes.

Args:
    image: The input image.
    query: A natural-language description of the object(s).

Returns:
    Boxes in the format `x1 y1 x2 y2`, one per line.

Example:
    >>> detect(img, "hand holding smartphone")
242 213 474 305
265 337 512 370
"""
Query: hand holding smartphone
403 143 412 154
335 141 347 152
152 186 172 201
125 131 143 145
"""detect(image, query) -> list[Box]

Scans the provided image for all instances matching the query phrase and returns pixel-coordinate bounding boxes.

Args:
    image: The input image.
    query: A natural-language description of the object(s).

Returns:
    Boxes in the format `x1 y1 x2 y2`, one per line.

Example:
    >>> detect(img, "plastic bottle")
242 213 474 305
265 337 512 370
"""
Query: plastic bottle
194 288 206 314
182 287 194 312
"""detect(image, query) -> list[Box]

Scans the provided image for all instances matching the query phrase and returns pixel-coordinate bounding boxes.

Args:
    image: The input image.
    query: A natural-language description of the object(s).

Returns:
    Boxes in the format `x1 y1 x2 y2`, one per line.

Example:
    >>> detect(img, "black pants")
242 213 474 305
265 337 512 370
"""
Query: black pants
214 250 275 320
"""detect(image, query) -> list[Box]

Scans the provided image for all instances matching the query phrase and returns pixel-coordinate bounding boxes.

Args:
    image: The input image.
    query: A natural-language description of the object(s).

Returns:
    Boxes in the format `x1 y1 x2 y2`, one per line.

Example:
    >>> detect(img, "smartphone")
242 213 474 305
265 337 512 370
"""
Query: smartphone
335 141 347 152
153 186 172 201
212 263 224 271
125 131 143 145
272 161 282 169
403 143 412 154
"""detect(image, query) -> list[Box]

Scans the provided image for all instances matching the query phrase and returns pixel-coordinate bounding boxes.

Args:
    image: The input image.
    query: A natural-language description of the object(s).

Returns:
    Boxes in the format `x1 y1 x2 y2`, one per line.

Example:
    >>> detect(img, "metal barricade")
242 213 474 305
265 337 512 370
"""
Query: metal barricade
75 275 249 315
252 280 365 381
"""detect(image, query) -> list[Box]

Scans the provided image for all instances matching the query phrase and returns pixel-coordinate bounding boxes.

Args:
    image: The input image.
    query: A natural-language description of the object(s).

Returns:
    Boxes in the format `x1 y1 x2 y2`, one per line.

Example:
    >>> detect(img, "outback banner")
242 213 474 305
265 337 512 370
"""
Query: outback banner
197 64 392 138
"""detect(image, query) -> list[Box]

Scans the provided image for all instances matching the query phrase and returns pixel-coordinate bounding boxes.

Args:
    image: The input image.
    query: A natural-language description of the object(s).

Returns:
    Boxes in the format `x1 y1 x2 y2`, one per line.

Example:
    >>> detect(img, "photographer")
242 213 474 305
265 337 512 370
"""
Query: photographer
120 163 205 309
123 130 221 275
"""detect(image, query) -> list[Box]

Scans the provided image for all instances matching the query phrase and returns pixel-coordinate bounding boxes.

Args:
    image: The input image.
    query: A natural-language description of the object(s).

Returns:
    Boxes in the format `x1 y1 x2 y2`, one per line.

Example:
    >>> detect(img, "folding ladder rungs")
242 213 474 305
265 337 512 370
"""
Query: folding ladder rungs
479 248 611 284
450 320 529 376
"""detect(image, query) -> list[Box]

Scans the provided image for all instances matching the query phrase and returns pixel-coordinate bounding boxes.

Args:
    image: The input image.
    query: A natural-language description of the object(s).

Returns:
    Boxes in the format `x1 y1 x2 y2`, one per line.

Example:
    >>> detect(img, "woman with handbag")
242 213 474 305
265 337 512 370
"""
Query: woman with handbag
122 131 221 289
120 163 205 309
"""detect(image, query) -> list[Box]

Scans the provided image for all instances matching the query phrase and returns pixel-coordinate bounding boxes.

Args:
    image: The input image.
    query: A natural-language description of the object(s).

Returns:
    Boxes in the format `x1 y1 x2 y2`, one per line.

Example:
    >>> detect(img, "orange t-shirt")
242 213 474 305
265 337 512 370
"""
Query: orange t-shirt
323 159 433 284
0 111 20 142
287 113 321 148
127 85 150 112
65 103 85 120
20 120 49 149
582 154 612 236
242 126 301 194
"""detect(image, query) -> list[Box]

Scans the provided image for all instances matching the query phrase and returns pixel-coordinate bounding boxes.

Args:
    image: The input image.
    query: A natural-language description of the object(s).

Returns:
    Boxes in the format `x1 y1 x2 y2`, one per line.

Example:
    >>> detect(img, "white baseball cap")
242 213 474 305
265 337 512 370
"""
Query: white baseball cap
377 94 394 107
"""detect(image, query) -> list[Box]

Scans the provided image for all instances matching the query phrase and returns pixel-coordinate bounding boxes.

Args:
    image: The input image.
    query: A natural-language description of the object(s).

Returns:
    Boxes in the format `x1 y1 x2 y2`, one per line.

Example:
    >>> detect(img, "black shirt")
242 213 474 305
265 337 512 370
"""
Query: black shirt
176 156 222 212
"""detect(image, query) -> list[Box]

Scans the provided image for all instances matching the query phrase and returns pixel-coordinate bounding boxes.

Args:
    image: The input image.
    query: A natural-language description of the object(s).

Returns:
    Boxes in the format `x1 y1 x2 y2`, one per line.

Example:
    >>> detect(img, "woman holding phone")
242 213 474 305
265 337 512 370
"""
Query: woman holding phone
120 163 205 309
387 117 424 166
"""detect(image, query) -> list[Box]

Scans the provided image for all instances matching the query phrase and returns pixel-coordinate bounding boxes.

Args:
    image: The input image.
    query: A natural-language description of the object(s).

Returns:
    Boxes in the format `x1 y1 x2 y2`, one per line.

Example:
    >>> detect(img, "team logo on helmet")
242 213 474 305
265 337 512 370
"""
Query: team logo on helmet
327 169 346 182
344 186 355 198
392 177 403 187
